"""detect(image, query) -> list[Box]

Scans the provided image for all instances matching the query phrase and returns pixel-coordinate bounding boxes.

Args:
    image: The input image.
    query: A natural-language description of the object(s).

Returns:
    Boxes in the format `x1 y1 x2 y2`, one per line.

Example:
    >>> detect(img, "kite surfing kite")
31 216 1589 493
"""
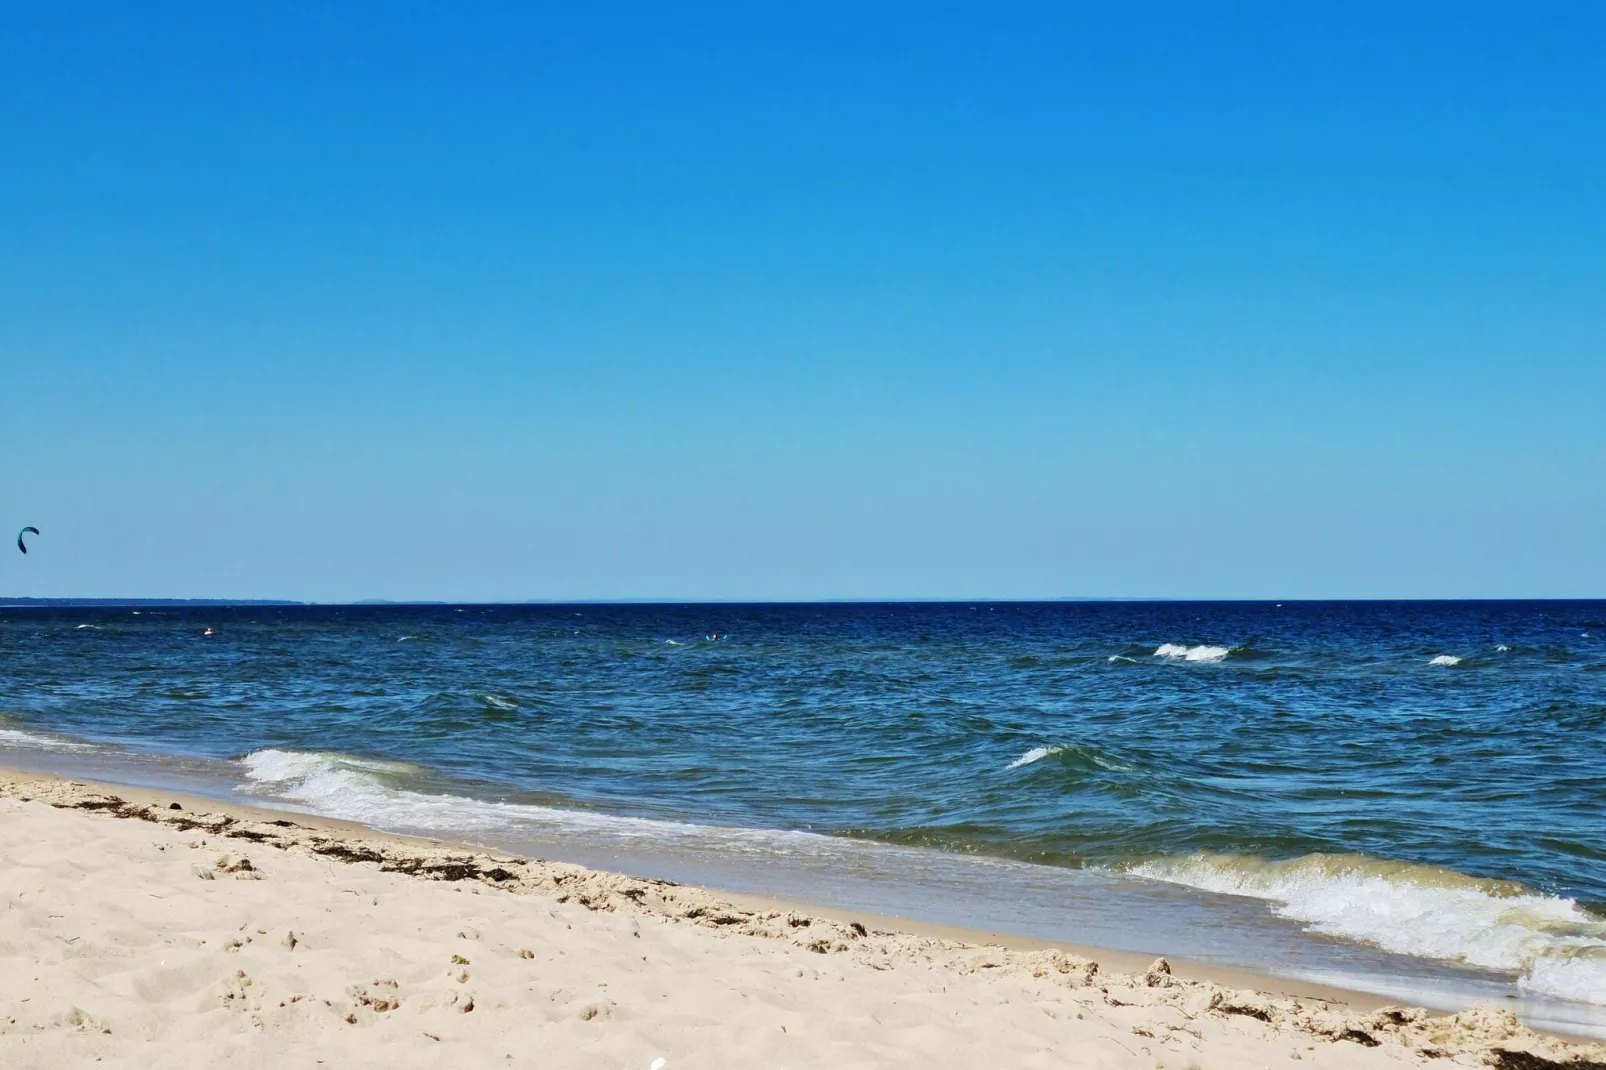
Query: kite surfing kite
16 526 39 553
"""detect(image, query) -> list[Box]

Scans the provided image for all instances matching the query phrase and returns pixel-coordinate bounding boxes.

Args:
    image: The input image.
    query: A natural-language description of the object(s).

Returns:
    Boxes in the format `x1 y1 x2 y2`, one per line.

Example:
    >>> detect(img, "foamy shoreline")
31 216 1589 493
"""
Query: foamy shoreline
3 769 1604 1068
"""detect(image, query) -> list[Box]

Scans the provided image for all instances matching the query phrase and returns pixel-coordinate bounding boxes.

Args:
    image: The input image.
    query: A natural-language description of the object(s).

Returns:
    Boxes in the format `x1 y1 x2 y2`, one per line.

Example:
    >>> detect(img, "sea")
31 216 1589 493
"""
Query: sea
2 600 1603 1036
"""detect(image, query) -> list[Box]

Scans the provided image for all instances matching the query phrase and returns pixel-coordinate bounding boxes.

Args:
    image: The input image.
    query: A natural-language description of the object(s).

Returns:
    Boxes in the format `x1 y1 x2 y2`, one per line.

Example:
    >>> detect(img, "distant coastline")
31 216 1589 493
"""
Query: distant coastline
0 598 307 607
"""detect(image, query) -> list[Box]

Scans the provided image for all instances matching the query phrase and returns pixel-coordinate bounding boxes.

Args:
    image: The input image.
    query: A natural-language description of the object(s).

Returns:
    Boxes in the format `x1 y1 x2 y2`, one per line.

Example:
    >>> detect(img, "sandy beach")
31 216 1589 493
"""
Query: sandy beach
1 770 1601 1069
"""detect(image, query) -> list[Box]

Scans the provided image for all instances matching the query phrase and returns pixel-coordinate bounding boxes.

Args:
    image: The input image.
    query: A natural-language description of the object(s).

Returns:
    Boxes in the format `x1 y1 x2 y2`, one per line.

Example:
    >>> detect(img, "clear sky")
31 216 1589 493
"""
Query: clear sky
2 3 1603 601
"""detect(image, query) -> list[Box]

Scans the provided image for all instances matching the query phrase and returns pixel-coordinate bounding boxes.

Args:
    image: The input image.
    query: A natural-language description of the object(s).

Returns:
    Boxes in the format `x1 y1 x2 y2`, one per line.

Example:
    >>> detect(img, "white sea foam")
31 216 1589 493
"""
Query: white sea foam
1006 744 1132 773
237 749 868 859
1006 746 1062 770
1131 853 1606 1006
1154 643 1230 663
243 749 418 785
1527 955 1606 1006
1429 654 1463 666
0 727 93 751
1496 645 1511 653
238 750 1094 886
483 694 518 710
241 750 526 835
75 624 100 630
1107 655 1137 664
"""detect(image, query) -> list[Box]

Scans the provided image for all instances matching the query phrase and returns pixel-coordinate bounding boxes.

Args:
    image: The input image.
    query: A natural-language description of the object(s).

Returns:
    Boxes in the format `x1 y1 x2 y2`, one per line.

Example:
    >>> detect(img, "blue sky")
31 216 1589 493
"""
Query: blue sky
3 3 1603 600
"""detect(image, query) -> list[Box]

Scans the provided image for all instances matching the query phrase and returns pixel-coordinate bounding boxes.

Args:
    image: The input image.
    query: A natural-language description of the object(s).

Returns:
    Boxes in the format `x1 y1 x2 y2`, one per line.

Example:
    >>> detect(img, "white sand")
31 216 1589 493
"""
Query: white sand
2 772 1602 1069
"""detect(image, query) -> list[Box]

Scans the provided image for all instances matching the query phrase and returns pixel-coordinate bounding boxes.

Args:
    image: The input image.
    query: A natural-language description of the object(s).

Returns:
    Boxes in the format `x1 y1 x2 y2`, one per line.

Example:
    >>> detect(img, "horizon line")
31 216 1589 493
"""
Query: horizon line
4 596 1605 607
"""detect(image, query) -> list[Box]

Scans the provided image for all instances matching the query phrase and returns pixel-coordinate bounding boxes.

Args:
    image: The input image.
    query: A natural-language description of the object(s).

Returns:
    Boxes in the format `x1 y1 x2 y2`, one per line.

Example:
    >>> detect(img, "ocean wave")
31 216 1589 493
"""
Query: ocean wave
1130 852 1606 1005
1005 743 1133 774
236 749 879 858
482 694 518 710
239 749 592 837
1154 643 1231 663
0 727 94 751
1006 745 1062 770
74 624 100 630
1107 655 1138 664
237 750 1104 891
1430 655 1464 666
242 748 423 785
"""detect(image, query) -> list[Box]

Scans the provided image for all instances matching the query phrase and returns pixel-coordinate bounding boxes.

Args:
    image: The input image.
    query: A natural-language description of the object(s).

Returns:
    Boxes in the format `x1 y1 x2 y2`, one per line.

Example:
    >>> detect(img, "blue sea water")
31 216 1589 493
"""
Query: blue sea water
2 601 1603 1032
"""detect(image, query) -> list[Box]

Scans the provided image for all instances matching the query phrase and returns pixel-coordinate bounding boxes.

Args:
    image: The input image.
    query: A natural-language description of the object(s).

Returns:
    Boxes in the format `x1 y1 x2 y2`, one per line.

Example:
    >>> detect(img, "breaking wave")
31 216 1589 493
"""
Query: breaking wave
1004 743 1133 774
1154 643 1231 663
1130 852 1606 1005
1430 654 1464 666
237 749 881 861
1006 745 1062 770
0 726 94 751
0 718 97 752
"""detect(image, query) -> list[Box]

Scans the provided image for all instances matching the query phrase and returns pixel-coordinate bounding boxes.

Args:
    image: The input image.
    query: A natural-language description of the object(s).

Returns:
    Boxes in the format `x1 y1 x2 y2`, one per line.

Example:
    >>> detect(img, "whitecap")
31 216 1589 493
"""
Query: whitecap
1154 643 1230 663
1130 852 1606 1006
1496 645 1510 653
1006 745 1062 771
1107 655 1137 664
75 624 100 630
483 694 518 710
1429 654 1463 666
